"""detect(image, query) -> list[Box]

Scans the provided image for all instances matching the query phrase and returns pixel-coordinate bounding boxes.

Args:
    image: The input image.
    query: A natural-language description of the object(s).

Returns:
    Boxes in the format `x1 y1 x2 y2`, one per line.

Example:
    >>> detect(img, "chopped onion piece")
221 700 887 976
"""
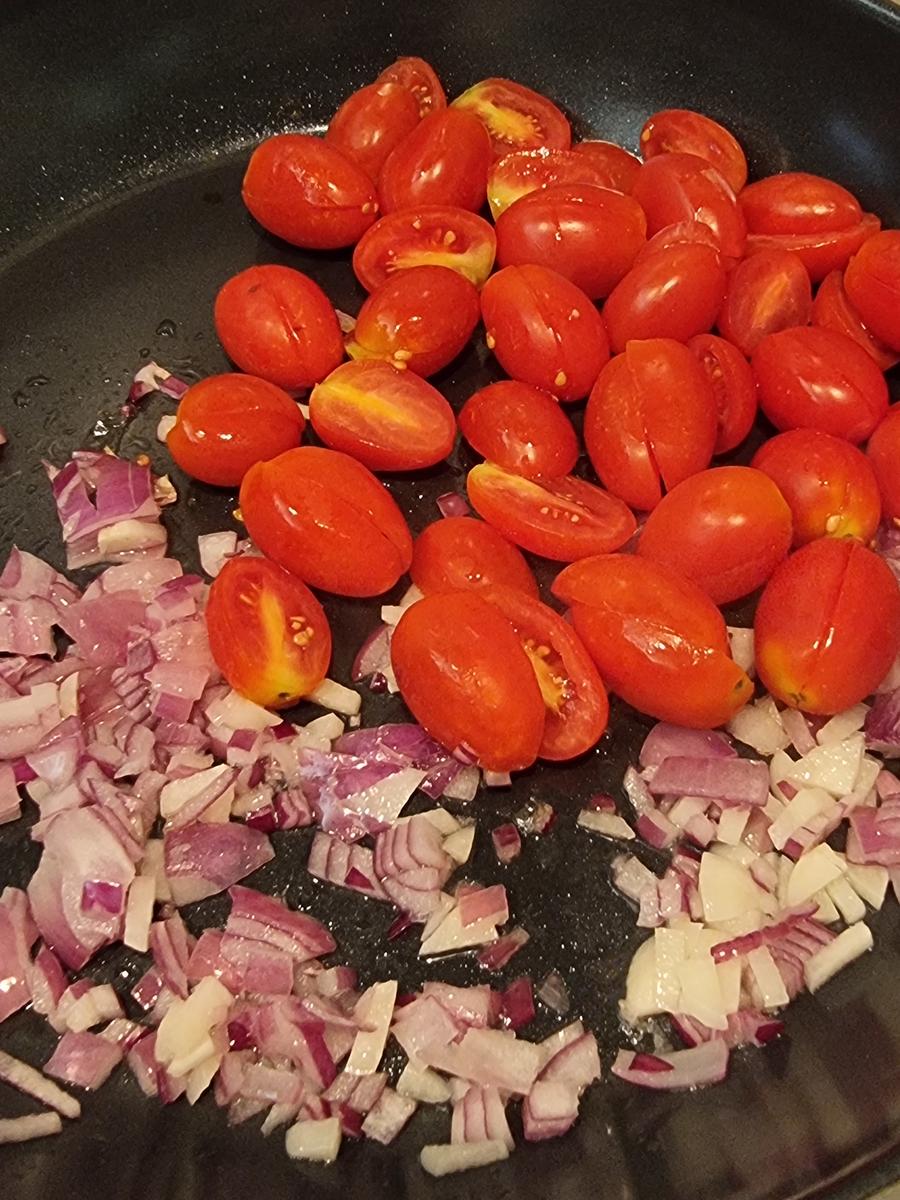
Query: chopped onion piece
443 822 477 864
746 945 790 1010
804 921 873 992
284 1116 342 1163
786 845 846 907
578 810 635 840
156 413 177 443
396 1061 452 1105
0 1113 63 1143
611 1041 728 1090
785 734 864 797
537 971 570 1015
345 980 397 1075
197 531 238 578
727 702 790 756
306 678 361 716
0 1048 81 1119
727 627 755 675
436 492 470 519
846 863 889 909
44 1031 123 1090
492 823 522 863
420 1139 509 1176
360 1086 416 1144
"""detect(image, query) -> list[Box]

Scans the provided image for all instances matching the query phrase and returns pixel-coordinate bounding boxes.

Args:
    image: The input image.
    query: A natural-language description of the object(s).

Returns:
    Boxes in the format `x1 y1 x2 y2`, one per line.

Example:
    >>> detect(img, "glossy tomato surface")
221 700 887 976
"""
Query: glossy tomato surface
375 56 446 117
687 333 758 454
325 81 421 180
639 108 748 193
569 141 642 192
739 172 862 236
410 516 538 598
451 77 571 158
744 212 881 283
844 229 900 351
634 219 724 266
352 207 496 291
867 405 900 521
631 151 746 259
486 147 630 219
378 109 492 213
717 249 812 357
459 380 579 478
812 269 899 371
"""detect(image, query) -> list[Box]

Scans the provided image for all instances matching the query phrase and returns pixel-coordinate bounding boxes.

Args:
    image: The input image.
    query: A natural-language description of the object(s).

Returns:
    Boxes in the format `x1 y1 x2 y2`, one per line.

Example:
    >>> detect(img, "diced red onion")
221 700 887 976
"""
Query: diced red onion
163 823 274 907
44 1030 123 1090
436 492 470 518
491 823 522 864
640 723 736 768
537 970 570 1015
612 1041 728 1090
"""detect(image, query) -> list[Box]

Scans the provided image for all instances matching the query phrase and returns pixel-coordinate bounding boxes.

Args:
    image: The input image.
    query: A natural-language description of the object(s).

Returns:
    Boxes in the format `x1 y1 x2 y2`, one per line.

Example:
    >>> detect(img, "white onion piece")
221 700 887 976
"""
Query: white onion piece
156 977 232 1077
442 823 476 864
804 921 873 993
380 585 423 627
345 980 397 1075
816 704 869 746
140 839 172 903
716 806 750 845
306 678 361 716
677 956 727 1030
578 810 634 840
396 1061 452 1105
747 945 789 1010
285 1116 342 1163
826 876 867 925
0 1049 81 1119
620 938 659 1024
205 689 281 731
156 414 177 443
785 845 846 907
185 1049 223 1105
812 888 840 924
420 1140 509 1176
442 765 479 803
768 787 836 850
786 734 864 797
699 853 765 923
0 1113 63 1143
360 1087 416 1144
845 863 889 909
653 928 685 1013
419 900 498 957
727 702 789 756
123 876 156 952
197 531 238 579
727 626 755 675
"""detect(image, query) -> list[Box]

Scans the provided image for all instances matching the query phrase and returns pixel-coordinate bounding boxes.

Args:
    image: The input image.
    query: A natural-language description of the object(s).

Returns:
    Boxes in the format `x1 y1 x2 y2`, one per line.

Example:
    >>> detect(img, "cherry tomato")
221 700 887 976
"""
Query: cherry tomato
378 110 492 214
844 229 900 352
812 270 899 372
345 265 479 377
467 463 636 561
325 81 421 180
486 147 629 219
213 265 343 392
752 326 889 443
585 339 717 511
459 380 579 478
743 212 881 283
867 405 900 521
739 172 862 236
634 219 724 267
375 57 447 118
631 152 746 259
495 183 647 299
552 554 753 728
687 333 758 455
167 374 304 487
751 429 882 546
480 585 609 760
391 591 545 772
569 141 641 193
636 466 793 604
352 207 496 292
480 264 610 401
205 556 331 709
242 133 378 250
717 248 812 357
309 360 456 471
639 108 748 194
451 78 571 158
602 242 726 351
755 539 900 713
410 516 538 598
239 446 412 597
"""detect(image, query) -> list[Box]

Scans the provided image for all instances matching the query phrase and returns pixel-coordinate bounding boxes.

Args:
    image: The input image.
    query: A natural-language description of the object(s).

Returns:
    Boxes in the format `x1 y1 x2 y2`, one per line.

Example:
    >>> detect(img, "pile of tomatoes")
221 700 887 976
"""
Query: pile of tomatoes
164 56 900 776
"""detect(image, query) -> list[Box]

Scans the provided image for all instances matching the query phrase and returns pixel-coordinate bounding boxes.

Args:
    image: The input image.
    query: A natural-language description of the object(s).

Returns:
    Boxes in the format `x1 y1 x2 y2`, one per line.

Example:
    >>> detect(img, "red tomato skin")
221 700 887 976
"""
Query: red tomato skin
636 466 793 604
570 141 642 192
739 172 862 236
812 270 899 372
755 539 900 713
487 147 630 219
481 264 610 401
451 77 571 158
352 207 497 291
213 265 343 391
239 446 412 598
639 108 748 193
752 429 882 546
635 219 727 267
495 183 647 299
631 152 747 259
378 110 493 214
867 406 900 521
459 380 579 478
410 517 538 598
687 333 758 455
166 374 305 487
390 591 546 772
844 230 900 352
743 213 881 283
717 249 813 357
242 134 378 250
325 81 421 180
376 57 446 118
752 326 889 444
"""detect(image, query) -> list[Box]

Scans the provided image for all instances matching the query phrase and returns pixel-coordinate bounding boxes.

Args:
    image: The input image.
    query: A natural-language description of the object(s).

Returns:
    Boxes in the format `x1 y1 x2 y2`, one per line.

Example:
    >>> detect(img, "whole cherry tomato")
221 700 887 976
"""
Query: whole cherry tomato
375 57 446 117
552 554 753 728
410 516 538 598
569 141 642 193
812 269 899 372
206 556 331 708
631 152 746 259
309 360 456 471
459 380 579 478
584 339 717 510
451 78 571 158
752 326 889 443
739 172 862 236
345 265 480 377
167 374 304 487
744 212 881 283
352 207 496 291
636 466 793 604
239 446 412 597
378 110 492 214
844 229 900 352
487 147 631 219
867 405 900 521
755 539 900 713
639 108 748 193
752 429 882 545
242 133 378 250
213 265 343 391
634 219 724 267
495 183 647 299
481 264 610 401
467 463 636 561
391 591 546 772
325 81 421 180
717 249 812 357
687 333 758 455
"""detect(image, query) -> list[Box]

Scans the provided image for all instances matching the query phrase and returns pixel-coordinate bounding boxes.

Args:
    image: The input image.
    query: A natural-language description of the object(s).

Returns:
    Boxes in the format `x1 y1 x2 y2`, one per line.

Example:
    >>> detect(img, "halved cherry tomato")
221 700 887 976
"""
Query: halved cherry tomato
480 264 609 401
410 516 538 598
459 380 579 478
812 269 899 372
751 429 882 546
242 134 378 250
345 265 479 377
205 556 331 709
744 213 881 283
752 326 889 443
480 585 609 760
631 152 746 259
352 207 496 291
755 538 900 713
602 242 726 351
867 405 900 521
378 110 492 214
309 360 456 471
584 339 717 511
636 466 793 604
639 108 748 194
569 141 641 193
213 265 343 391
451 78 571 158
325 81 421 180
634 219 724 267
552 554 753 728
376 57 447 118
717 248 812 357
467 463 636 561
391 591 545 772
739 172 862 236
487 147 629 219
167 374 304 487
844 229 900 352
239 446 412 597
687 333 758 455
495 183 647 299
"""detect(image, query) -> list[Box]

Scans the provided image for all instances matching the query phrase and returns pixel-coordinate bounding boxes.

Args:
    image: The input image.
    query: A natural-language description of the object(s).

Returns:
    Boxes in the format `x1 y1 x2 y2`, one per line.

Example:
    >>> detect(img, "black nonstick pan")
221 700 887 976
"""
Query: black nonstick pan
2 1 900 1197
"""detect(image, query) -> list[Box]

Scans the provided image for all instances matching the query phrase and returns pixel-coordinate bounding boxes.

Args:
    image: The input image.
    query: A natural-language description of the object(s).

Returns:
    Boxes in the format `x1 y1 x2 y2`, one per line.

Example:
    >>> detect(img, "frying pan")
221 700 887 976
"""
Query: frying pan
2 0 900 1197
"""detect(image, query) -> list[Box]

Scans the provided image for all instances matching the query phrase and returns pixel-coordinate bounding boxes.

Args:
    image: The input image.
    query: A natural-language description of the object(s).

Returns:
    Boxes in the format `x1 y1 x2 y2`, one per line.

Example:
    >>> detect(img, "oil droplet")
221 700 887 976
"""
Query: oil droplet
156 318 177 337
139 346 151 358
25 374 50 388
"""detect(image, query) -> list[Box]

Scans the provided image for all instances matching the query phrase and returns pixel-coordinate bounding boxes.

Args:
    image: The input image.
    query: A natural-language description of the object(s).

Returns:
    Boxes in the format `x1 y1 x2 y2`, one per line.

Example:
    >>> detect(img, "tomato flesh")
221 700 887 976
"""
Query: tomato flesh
459 380 579 478
640 108 748 193
352 206 497 291
410 516 538 598
867 406 900 522
451 77 571 158
487 147 632 219
687 333 758 455
717 249 812 357
378 109 492 214
844 229 900 352
375 57 447 118
744 213 881 283
325 80 421 180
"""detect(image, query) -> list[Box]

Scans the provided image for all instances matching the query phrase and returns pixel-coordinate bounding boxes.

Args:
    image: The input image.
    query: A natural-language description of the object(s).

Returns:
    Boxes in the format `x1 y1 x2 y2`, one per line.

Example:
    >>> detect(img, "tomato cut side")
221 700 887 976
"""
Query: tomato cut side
812 269 899 372
687 333 758 455
352 206 497 291
487 147 632 219
376 56 447 118
451 77 571 158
